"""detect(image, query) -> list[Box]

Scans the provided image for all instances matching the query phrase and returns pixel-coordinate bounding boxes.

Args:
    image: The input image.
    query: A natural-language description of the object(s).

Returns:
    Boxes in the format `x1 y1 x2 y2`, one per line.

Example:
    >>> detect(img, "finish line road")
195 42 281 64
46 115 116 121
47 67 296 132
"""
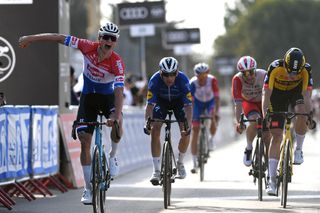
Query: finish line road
7 132 320 213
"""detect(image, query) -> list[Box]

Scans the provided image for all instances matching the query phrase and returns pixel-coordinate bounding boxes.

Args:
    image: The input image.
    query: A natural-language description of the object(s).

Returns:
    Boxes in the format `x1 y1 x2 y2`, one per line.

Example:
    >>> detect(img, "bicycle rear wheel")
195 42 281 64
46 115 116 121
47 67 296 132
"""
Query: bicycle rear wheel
92 146 102 213
199 129 206 182
281 139 290 208
163 142 172 209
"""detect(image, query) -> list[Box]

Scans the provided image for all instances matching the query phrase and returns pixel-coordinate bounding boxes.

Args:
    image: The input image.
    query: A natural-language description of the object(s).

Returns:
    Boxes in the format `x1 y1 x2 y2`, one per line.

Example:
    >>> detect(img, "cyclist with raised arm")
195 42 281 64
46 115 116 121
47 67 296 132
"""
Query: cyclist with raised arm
232 56 270 167
144 57 192 185
19 22 125 204
262 47 313 195
189 63 220 173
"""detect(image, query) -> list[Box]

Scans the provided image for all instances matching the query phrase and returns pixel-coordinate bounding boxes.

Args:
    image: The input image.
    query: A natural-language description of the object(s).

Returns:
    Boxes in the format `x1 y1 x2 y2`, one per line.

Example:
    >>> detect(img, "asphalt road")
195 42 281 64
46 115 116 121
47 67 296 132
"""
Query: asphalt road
4 131 320 213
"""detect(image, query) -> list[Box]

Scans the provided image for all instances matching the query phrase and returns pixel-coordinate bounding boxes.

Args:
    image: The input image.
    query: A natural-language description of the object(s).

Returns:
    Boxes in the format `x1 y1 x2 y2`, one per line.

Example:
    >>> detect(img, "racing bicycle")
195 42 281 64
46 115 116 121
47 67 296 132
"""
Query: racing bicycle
72 112 119 213
239 113 268 201
144 110 189 209
266 110 315 208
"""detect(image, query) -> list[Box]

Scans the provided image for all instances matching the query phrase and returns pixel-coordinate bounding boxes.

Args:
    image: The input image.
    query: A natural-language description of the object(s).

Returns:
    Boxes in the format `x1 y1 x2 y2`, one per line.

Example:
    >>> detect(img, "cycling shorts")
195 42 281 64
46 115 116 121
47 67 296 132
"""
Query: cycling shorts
152 97 186 122
242 101 262 118
76 93 115 134
192 99 214 125
269 85 304 129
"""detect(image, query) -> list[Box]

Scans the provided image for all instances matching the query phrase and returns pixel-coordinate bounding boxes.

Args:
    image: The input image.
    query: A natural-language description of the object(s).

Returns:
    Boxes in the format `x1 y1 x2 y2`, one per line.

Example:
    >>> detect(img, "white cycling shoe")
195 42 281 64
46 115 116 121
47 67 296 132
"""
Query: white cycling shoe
293 149 304 165
81 189 92 205
266 181 277 196
109 157 120 178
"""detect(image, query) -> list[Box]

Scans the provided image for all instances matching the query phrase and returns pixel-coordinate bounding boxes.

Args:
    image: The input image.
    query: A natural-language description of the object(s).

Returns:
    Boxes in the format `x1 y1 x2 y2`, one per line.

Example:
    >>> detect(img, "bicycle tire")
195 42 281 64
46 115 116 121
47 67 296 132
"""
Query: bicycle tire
257 138 263 201
92 146 101 213
163 142 171 209
281 139 290 208
199 129 206 182
99 151 108 213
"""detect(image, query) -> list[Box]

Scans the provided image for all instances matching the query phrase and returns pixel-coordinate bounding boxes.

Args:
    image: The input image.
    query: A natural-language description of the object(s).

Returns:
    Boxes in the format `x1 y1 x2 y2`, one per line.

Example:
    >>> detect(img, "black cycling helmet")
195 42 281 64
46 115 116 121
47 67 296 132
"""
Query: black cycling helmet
284 47 306 74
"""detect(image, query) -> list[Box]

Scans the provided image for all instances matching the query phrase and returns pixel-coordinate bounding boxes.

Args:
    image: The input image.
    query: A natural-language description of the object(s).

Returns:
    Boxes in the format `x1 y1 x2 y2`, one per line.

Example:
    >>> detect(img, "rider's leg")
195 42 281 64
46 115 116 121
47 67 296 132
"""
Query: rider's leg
191 123 200 167
294 103 308 164
78 132 93 191
151 122 162 172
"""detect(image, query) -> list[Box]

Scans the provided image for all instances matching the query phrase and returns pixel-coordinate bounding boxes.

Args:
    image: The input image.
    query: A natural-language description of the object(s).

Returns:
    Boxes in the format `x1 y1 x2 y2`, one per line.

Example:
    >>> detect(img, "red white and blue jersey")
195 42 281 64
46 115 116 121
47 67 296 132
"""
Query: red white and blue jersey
190 74 219 103
64 36 125 95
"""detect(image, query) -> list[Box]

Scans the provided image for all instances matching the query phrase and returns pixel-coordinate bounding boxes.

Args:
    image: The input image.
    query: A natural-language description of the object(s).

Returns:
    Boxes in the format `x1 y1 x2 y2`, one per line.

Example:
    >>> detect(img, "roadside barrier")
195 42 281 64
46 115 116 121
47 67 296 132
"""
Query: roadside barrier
0 105 66 210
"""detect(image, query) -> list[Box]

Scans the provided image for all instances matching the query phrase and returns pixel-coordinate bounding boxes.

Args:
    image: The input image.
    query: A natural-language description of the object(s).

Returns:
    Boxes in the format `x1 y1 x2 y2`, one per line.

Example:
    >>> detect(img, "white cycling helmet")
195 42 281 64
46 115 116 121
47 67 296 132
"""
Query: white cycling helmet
194 63 209 75
98 22 120 38
159 57 178 73
237 56 257 72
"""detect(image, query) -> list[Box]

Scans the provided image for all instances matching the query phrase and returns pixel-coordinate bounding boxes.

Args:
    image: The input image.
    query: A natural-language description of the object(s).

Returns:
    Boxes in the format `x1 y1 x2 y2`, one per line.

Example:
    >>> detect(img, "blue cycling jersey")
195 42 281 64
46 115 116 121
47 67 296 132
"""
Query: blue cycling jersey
147 71 192 105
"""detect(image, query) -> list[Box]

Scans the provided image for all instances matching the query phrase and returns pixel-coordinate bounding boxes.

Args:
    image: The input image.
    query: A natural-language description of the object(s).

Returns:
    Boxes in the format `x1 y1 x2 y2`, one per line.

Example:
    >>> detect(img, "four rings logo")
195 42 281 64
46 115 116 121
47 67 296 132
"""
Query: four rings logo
0 37 16 82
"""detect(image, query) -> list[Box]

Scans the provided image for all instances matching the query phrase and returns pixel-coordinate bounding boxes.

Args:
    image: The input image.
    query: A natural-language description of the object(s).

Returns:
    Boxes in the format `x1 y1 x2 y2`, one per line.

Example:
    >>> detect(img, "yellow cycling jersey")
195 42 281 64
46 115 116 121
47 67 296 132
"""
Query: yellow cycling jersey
264 59 313 91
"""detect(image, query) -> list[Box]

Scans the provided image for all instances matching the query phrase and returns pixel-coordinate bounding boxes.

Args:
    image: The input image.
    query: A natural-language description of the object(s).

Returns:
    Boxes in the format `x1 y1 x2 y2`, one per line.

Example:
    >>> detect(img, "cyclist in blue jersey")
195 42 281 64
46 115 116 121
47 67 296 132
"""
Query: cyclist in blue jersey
19 22 124 205
144 57 192 185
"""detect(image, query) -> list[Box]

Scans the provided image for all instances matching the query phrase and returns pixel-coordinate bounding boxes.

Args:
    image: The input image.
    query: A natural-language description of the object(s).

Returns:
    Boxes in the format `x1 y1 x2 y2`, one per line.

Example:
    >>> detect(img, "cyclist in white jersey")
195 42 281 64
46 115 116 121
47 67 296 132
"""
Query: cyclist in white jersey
189 63 220 173
19 22 125 205
232 56 270 166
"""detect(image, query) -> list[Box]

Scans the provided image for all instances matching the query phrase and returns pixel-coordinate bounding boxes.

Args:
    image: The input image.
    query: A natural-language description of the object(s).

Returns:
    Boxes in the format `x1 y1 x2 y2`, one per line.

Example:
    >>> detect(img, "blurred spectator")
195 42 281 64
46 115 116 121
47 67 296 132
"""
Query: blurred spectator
123 78 133 105
70 66 80 105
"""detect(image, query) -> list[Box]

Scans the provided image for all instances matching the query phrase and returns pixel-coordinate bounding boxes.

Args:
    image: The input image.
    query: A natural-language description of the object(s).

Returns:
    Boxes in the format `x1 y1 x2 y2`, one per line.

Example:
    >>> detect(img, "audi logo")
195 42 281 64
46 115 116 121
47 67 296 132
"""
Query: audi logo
120 7 148 20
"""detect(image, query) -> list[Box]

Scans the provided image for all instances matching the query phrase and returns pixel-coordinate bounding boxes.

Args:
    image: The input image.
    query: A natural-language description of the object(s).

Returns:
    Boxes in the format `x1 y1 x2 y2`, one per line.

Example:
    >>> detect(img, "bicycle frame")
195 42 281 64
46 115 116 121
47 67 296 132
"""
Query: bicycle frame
198 116 211 182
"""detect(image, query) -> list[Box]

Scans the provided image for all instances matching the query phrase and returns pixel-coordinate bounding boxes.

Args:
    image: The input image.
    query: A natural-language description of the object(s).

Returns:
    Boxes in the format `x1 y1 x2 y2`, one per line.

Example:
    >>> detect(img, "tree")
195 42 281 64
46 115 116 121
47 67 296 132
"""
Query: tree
214 0 320 86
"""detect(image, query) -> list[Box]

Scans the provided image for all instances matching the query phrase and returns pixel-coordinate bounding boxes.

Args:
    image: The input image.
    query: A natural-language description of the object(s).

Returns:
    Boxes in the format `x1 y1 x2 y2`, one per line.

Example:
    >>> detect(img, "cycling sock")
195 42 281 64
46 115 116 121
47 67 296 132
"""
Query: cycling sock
178 152 186 163
295 134 305 150
82 165 91 190
153 157 160 172
192 155 197 167
109 141 118 157
268 158 279 180
246 143 253 150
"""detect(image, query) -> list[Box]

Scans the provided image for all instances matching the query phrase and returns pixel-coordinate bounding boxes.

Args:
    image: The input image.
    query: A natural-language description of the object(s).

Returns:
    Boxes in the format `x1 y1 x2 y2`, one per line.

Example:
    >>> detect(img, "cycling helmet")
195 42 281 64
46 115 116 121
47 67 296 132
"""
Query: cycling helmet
194 63 209 75
98 22 120 38
284 47 305 74
159 57 178 73
237 56 257 72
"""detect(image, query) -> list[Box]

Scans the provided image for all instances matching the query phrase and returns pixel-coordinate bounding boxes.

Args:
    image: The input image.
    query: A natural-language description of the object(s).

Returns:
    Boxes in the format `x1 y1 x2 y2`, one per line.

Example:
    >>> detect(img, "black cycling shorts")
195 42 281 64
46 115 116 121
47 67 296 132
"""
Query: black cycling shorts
76 93 115 134
152 97 187 122
269 85 304 129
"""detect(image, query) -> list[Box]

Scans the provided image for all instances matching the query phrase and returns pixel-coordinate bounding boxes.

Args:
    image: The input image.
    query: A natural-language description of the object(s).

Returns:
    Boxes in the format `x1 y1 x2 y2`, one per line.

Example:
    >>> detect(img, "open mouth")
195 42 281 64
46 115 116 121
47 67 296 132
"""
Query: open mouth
104 44 111 49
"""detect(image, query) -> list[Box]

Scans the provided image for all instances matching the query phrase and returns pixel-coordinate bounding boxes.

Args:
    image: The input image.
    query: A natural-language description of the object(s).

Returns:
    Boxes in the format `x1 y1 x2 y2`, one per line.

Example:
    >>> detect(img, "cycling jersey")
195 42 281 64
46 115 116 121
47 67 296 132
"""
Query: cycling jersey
64 36 125 95
232 69 267 103
147 71 192 106
190 74 219 121
264 59 313 91
190 74 219 102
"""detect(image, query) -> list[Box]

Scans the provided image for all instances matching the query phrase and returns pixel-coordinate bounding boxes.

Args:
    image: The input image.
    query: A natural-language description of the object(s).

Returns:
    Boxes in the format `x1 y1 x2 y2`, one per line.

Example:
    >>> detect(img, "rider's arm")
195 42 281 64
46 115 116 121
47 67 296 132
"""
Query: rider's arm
184 104 193 128
212 77 220 115
262 87 272 117
145 103 154 120
19 33 66 48
234 101 243 123
231 75 243 122
302 90 312 113
114 87 124 121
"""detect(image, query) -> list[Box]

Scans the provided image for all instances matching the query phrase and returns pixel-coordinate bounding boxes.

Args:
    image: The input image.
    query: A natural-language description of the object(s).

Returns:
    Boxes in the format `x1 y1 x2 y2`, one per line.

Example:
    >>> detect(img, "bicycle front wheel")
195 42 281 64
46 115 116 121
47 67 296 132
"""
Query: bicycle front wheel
199 129 206 182
281 139 290 208
92 146 102 213
256 138 263 201
99 151 108 213
163 142 172 209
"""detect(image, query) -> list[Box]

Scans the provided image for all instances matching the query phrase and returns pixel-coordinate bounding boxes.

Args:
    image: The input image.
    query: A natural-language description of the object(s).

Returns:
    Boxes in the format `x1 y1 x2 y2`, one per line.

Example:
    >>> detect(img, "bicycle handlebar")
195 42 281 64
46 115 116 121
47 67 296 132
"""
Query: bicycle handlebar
143 117 190 136
265 110 316 130
72 120 120 140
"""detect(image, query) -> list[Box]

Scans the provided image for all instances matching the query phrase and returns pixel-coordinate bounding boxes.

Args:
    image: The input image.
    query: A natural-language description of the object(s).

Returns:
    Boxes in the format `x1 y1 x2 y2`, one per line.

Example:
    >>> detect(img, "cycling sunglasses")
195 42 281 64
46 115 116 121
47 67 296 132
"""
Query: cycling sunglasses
242 69 255 77
101 34 117 42
161 71 177 77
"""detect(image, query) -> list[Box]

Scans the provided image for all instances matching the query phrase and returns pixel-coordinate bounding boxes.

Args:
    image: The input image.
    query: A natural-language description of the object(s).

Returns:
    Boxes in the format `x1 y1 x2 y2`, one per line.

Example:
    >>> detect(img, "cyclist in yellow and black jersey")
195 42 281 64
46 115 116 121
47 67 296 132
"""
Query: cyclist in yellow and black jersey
262 47 313 196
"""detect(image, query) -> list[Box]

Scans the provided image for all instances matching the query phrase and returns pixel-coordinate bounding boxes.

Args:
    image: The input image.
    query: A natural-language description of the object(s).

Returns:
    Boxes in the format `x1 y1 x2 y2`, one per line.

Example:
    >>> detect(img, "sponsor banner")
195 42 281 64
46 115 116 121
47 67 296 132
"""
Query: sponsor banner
30 106 59 175
164 28 201 46
117 1 165 26
0 106 30 179
59 113 84 188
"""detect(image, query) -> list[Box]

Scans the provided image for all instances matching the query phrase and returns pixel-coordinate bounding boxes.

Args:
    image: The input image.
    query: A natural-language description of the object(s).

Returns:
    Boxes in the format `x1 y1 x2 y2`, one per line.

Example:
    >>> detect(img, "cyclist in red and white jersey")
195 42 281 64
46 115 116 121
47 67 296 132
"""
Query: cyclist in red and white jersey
19 22 125 205
189 63 220 173
232 56 270 167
